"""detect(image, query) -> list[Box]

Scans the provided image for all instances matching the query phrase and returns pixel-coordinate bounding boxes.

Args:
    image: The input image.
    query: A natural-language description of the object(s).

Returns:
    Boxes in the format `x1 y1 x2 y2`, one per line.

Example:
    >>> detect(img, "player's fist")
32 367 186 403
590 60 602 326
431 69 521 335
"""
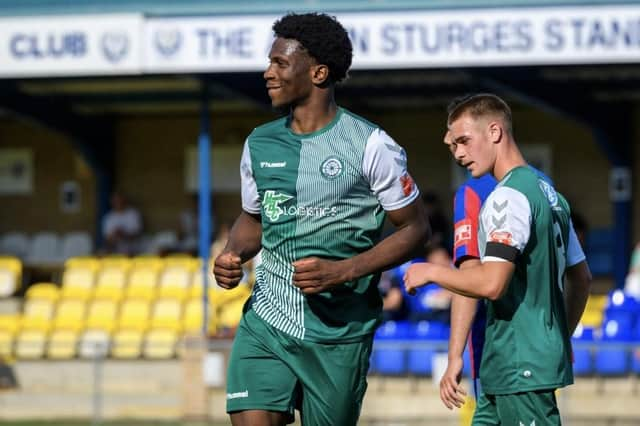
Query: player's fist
213 251 243 290
403 262 432 295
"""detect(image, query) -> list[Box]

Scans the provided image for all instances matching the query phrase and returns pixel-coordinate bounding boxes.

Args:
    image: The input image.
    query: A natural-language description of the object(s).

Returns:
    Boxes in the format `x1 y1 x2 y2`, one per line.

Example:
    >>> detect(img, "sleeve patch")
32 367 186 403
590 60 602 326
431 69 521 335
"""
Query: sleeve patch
489 230 513 246
454 219 472 249
400 173 416 197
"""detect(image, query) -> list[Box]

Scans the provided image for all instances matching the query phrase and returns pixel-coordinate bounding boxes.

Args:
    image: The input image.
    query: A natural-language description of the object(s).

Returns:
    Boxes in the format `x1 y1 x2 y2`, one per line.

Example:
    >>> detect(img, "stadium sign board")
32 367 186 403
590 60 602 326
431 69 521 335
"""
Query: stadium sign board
0 14 143 78
2 6 640 77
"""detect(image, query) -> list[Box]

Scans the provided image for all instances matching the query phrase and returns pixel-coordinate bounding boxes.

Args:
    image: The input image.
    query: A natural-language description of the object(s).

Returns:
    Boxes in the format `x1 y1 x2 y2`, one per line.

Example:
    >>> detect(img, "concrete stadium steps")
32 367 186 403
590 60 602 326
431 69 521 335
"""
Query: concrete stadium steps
0 360 639 423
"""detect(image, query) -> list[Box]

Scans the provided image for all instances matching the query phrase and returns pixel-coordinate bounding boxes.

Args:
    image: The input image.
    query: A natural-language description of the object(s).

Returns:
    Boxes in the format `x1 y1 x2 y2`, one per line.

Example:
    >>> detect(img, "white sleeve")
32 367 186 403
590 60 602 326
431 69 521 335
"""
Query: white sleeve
240 140 260 214
362 129 419 211
566 219 586 266
481 186 531 262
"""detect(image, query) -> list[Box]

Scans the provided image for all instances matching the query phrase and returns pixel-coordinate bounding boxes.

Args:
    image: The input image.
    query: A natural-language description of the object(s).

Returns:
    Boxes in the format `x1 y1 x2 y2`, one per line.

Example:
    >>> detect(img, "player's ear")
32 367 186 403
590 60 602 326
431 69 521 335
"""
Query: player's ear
311 64 329 85
488 121 503 144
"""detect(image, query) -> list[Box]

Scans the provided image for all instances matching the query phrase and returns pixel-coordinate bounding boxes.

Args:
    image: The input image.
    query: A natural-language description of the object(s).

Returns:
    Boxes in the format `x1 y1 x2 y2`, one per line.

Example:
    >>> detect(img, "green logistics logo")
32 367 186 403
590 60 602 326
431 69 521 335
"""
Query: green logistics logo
262 190 293 222
320 157 344 180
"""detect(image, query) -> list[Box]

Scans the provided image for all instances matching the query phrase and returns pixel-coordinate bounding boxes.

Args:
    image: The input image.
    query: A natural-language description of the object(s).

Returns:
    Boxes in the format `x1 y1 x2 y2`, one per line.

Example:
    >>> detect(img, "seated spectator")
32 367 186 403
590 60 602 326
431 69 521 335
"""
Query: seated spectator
406 245 453 323
101 192 142 255
378 269 409 322
386 245 453 324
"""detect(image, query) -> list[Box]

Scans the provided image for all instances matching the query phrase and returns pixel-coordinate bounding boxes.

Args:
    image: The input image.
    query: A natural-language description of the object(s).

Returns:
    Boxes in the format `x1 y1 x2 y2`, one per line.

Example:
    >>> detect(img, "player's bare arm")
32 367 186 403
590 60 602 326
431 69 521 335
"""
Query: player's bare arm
404 259 514 300
213 211 262 290
440 259 479 410
293 199 429 295
564 260 592 335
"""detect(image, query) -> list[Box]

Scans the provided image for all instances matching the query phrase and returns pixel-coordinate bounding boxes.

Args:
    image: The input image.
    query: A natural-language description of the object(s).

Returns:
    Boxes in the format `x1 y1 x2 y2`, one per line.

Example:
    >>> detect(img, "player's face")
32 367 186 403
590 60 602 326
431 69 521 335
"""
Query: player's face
448 112 496 178
264 38 315 109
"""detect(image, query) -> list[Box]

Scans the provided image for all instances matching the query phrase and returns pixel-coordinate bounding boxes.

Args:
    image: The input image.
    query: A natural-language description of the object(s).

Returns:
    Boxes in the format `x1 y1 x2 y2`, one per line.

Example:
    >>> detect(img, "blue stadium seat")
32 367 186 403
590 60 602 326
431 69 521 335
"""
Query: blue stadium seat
372 320 410 375
406 321 447 377
572 325 595 376
594 319 631 376
604 290 639 330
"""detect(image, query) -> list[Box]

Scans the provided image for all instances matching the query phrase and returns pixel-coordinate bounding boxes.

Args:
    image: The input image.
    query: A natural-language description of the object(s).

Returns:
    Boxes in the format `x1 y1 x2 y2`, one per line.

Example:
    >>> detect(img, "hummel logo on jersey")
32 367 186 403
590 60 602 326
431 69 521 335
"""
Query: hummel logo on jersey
262 190 293 222
260 161 287 168
227 390 249 400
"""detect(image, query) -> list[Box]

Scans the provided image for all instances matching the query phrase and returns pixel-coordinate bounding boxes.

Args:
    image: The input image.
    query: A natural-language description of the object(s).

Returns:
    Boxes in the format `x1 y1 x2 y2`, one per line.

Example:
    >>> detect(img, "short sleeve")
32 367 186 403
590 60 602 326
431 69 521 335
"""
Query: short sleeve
480 186 531 263
240 140 260 214
566 219 586 266
362 129 419 211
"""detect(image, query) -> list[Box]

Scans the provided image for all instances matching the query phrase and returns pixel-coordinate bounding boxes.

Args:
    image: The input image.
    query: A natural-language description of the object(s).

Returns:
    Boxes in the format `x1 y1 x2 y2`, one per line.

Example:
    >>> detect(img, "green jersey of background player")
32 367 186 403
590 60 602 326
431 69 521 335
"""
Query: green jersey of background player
213 12 429 426
405 93 590 426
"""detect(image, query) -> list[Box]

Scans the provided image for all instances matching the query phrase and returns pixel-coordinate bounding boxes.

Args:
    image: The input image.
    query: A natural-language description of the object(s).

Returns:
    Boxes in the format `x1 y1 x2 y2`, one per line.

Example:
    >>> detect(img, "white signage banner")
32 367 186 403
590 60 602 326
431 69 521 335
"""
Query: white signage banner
0 14 143 78
145 6 640 72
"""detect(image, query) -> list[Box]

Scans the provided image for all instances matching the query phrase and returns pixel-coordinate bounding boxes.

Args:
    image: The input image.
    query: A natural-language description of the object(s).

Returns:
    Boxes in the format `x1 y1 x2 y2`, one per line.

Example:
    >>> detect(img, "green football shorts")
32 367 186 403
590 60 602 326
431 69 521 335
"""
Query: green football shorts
472 389 561 425
226 308 372 425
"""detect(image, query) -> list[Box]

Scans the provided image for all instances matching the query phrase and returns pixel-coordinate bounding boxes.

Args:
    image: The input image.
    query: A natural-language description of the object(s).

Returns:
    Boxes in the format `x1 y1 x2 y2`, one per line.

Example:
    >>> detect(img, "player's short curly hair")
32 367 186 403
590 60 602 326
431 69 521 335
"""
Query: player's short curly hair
272 12 353 84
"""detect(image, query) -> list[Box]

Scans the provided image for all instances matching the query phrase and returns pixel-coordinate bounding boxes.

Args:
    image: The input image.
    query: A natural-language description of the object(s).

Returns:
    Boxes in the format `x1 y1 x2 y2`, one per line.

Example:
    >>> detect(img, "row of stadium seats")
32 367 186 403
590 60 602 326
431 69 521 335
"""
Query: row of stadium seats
0 289 249 360
0 231 92 264
370 290 640 377
0 255 252 360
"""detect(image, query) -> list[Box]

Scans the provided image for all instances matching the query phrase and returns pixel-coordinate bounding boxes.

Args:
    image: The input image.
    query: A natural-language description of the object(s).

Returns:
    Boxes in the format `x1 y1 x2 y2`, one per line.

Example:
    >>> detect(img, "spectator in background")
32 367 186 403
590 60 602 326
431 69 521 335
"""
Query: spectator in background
378 269 409 322
422 191 452 254
102 192 142 255
407 245 453 323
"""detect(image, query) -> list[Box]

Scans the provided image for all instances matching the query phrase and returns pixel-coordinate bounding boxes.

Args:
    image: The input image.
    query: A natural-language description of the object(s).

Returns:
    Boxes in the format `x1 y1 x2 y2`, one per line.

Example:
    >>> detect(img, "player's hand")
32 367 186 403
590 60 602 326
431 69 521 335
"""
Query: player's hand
439 356 466 410
213 251 243 290
292 257 349 294
403 262 432 295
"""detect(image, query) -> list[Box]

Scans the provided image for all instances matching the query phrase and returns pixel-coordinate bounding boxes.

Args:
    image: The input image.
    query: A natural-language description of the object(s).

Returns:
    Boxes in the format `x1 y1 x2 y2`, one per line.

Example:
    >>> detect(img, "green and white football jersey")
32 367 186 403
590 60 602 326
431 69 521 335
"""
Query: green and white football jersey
240 108 419 343
477 167 573 394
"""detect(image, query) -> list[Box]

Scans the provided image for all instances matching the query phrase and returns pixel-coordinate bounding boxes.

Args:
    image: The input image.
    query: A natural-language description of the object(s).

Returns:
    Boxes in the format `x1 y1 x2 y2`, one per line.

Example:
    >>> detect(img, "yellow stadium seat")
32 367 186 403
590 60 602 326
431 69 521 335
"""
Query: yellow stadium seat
0 256 22 297
53 300 86 332
61 264 97 300
580 310 604 328
15 330 47 359
164 256 201 271
25 282 60 302
100 256 131 270
111 329 143 359
0 314 21 334
159 265 191 289
218 298 246 329
143 329 178 359
64 257 101 270
47 330 79 359
21 299 55 332
183 299 217 334
78 330 110 359
126 267 159 301
0 329 14 358
85 300 118 332
95 267 128 289
131 256 164 270
118 300 150 332
586 294 607 313
150 299 182 331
